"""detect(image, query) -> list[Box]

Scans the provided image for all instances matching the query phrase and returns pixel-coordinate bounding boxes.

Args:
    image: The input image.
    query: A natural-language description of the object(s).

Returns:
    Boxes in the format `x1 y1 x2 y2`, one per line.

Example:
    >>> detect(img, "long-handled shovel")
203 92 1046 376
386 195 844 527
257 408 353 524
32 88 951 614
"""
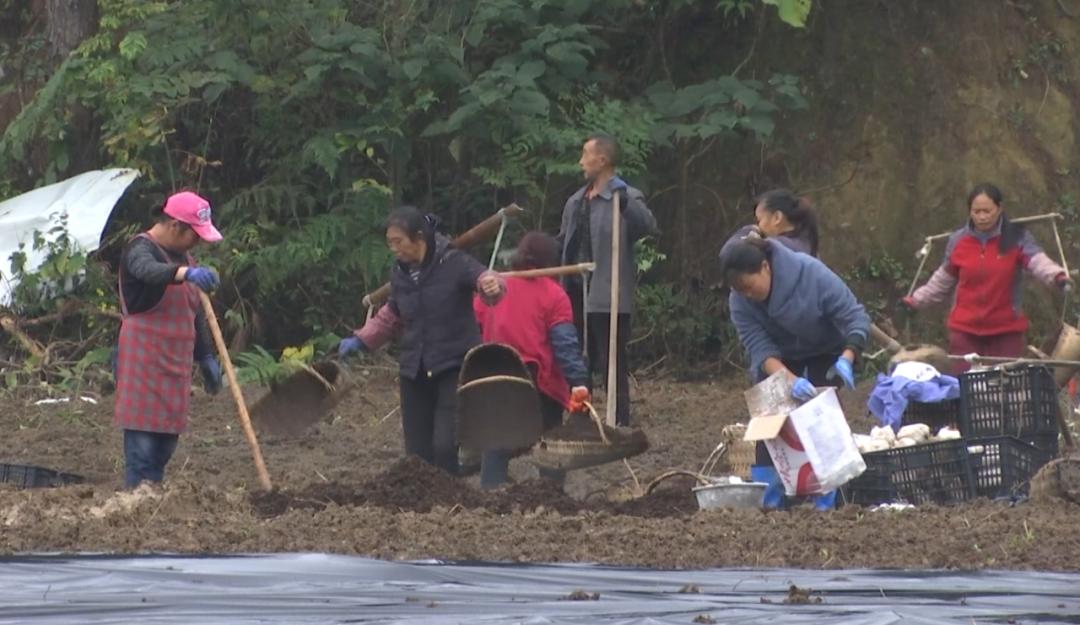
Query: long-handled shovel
199 291 272 491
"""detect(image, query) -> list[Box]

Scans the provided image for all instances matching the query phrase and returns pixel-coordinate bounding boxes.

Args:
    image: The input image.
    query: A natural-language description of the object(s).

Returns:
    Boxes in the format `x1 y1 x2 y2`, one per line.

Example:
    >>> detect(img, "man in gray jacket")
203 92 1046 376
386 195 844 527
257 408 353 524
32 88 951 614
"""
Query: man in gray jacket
555 133 658 426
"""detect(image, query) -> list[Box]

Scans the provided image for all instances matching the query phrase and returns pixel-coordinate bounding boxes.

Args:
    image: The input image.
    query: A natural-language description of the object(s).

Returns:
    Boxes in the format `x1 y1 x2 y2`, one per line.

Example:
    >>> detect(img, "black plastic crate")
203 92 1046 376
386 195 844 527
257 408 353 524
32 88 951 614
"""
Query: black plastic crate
900 399 961 432
959 366 1059 439
842 439 975 506
967 436 1055 499
840 460 895 506
0 464 84 489
1021 432 1060 458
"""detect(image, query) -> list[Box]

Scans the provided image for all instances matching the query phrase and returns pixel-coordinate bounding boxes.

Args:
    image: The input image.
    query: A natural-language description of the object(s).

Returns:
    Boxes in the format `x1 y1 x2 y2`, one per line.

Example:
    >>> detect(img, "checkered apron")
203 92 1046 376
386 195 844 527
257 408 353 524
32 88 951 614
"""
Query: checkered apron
113 233 200 434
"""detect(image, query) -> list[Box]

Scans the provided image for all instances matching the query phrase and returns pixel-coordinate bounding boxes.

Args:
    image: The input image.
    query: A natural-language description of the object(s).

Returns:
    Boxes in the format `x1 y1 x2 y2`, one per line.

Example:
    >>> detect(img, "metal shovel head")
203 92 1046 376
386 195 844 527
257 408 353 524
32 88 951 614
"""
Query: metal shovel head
250 360 347 437
456 343 544 452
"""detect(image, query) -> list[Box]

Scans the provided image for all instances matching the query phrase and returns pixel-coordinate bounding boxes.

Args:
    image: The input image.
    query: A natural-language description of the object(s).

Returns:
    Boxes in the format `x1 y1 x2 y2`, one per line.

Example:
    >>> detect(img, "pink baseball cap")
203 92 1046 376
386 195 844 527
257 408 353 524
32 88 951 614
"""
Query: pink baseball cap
163 191 222 242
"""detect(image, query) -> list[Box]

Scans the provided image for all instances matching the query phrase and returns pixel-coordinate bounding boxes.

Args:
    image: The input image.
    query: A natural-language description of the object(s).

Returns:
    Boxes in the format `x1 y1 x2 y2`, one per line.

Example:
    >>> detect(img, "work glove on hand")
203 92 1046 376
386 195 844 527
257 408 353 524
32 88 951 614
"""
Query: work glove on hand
337 336 366 360
791 377 817 403
827 356 856 390
568 386 590 413
185 267 220 293
613 175 630 212
198 355 223 395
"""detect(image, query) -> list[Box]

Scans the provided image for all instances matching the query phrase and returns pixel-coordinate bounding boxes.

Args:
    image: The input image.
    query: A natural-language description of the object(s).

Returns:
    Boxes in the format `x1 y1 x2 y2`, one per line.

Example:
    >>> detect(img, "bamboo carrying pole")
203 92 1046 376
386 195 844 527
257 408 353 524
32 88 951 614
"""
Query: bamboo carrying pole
908 213 1065 295
606 192 621 427
499 262 595 279
198 291 272 491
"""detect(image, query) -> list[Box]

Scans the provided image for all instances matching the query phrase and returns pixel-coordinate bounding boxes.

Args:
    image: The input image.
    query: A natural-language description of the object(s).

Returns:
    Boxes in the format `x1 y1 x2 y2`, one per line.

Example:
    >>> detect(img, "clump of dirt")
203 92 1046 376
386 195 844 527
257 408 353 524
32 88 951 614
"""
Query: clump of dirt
563 590 600 601
784 584 823 604
250 455 694 518
611 484 699 518
1030 456 1080 505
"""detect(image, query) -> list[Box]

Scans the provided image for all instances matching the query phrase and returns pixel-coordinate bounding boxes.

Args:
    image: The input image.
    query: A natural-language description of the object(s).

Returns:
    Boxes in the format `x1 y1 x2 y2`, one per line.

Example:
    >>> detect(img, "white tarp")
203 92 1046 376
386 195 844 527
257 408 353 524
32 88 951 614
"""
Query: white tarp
0 168 139 304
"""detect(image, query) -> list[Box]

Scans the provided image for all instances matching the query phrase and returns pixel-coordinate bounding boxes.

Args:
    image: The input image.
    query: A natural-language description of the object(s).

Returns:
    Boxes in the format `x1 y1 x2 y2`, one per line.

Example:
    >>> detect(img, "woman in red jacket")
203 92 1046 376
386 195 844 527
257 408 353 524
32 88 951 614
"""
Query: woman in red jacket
902 183 1073 372
473 232 590 489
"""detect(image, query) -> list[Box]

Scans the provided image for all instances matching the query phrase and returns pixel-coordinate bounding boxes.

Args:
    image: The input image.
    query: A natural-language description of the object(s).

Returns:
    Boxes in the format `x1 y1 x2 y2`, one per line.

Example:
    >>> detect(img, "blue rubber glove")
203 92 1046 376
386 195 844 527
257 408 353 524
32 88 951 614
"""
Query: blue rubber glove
827 356 856 389
185 267 219 293
791 377 817 402
337 336 366 360
611 176 628 211
198 355 223 395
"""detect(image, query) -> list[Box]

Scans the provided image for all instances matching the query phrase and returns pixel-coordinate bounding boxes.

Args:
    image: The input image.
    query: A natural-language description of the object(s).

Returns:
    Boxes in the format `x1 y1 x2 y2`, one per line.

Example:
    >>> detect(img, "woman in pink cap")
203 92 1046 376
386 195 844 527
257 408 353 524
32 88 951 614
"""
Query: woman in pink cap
113 191 223 489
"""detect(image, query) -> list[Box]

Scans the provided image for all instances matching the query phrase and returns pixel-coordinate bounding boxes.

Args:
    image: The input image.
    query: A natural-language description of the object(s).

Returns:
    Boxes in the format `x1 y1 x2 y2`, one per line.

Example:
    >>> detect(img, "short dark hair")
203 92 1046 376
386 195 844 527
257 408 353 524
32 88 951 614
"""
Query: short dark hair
718 238 770 286
385 205 436 241
154 203 192 232
586 132 620 167
510 231 559 271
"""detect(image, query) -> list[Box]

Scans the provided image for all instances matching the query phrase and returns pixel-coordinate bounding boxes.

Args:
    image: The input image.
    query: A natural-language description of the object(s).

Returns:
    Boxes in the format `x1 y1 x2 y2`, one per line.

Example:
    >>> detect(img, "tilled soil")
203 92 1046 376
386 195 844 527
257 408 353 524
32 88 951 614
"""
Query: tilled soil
3 367 1080 570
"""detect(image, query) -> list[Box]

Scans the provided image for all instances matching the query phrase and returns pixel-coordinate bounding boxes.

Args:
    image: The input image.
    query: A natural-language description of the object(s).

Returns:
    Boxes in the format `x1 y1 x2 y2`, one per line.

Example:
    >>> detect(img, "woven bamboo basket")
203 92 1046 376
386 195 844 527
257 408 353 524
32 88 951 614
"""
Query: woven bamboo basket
719 423 755 480
456 343 543 451
530 412 649 471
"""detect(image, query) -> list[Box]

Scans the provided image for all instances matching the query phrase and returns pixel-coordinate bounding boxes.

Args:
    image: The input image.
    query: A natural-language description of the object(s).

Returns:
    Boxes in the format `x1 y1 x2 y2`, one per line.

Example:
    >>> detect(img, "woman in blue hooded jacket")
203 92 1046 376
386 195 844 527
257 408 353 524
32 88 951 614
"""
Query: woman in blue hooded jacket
720 237 870 508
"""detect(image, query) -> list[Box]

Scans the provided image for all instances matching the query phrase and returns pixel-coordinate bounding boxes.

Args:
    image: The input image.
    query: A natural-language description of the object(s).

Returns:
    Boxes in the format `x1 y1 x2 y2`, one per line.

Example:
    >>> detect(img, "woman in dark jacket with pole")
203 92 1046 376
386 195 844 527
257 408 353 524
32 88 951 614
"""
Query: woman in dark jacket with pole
339 206 505 474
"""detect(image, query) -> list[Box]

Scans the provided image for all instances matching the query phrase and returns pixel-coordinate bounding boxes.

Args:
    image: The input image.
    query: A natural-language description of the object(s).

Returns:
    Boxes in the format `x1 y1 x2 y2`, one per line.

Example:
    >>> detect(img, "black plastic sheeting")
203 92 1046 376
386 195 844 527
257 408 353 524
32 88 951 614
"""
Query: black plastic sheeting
1 554 1078 624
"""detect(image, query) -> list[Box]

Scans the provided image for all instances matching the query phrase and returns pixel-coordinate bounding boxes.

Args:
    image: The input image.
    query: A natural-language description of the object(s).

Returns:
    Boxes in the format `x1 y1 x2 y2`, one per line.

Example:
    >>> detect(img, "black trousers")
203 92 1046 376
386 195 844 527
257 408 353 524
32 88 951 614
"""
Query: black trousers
400 367 460 474
568 285 632 426
755 353 840 466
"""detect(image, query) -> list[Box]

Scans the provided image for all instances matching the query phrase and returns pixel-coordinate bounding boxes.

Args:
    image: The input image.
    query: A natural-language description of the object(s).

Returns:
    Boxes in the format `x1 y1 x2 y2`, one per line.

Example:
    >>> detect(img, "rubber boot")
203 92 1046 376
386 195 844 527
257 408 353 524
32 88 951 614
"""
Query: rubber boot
750 465 785 509
814 490 838 511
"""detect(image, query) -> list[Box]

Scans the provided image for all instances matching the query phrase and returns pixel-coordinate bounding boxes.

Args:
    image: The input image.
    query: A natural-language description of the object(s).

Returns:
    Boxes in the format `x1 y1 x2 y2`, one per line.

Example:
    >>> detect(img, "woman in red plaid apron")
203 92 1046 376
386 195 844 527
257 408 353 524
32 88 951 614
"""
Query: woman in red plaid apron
113 192 223 488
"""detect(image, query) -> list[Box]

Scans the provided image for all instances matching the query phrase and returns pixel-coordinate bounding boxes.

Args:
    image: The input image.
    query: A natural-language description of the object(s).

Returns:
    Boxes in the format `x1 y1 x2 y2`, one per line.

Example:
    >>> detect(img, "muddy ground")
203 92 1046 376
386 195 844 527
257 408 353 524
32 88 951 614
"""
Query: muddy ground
2 365 1079 570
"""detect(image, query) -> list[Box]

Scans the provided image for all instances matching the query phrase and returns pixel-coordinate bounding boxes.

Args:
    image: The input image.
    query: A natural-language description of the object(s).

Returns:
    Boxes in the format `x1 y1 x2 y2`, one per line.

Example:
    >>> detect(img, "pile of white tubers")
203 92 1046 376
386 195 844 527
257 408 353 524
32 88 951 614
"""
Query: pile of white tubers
853 423 961 455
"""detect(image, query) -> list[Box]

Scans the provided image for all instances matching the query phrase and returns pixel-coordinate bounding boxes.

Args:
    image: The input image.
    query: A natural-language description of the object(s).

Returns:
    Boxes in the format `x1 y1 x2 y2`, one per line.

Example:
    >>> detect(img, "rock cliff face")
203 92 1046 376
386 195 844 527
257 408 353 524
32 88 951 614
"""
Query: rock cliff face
2 1 1076 337
658 1 1079 341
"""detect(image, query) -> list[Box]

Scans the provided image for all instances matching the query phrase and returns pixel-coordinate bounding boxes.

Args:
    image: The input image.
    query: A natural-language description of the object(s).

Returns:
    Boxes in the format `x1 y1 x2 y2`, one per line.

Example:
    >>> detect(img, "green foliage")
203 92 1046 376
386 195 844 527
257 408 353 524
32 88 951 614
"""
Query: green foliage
233 341 333 387
718 0 756 19
761 0 812 28
842 252 908 316
6 214 112 317
634 237 667 275
634 283 729 369
1 0 813 369
647 74 807 144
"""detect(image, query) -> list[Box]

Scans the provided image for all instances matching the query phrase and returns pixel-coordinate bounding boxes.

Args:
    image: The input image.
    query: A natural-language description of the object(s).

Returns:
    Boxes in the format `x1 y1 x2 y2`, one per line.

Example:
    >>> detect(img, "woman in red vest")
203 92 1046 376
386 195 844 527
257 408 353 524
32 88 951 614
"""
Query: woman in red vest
902 183 1073 372
473 232 590 489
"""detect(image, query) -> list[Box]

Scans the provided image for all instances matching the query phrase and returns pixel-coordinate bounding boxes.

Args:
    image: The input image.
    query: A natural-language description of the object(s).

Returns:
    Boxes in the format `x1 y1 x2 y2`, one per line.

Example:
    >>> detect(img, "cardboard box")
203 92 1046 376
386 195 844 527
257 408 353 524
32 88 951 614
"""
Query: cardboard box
743 372 866 496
